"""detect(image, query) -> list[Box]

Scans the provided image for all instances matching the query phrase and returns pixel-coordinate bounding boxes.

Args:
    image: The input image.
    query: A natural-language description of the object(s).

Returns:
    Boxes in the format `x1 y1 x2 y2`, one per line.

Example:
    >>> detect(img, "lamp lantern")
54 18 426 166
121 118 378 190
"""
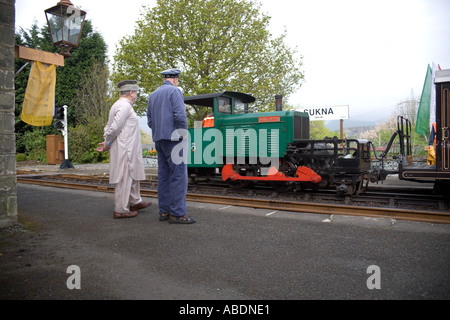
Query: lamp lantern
45 0 86 57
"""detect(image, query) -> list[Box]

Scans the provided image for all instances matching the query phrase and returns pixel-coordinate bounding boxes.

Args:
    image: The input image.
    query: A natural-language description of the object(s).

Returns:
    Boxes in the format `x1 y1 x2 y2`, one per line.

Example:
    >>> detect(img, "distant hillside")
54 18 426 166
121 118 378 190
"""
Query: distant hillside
325 119 377 131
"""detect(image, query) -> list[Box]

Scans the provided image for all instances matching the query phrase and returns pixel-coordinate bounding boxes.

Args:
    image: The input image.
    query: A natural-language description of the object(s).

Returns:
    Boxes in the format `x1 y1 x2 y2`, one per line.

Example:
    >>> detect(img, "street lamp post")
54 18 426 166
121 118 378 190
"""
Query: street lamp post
45 0 86 169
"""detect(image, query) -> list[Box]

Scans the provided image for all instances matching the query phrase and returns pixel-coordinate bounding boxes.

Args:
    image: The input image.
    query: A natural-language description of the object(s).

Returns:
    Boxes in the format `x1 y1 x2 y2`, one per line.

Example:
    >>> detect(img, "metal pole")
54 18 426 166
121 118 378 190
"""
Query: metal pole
63 105 69 160
14 61 30 78
60 105 74 169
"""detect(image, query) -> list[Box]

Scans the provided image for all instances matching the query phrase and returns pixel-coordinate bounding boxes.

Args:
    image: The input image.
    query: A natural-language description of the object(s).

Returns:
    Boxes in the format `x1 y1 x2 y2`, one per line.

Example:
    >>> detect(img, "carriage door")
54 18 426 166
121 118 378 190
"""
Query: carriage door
441 86 449 171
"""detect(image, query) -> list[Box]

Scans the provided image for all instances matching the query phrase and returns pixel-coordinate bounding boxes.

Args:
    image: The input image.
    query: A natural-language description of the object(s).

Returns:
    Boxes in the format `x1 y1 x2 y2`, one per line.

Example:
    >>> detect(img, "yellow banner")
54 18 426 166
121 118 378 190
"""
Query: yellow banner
21 62 56 126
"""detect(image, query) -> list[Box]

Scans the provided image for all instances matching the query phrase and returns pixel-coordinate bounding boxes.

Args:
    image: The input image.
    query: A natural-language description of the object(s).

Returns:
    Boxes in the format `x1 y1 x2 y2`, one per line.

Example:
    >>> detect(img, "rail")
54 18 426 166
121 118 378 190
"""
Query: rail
17 175 450 224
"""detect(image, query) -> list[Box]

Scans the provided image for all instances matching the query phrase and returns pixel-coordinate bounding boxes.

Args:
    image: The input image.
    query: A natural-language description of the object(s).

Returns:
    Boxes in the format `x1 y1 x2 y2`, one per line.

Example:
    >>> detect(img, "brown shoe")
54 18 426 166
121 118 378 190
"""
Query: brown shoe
129 201 152 211
114 211 137 219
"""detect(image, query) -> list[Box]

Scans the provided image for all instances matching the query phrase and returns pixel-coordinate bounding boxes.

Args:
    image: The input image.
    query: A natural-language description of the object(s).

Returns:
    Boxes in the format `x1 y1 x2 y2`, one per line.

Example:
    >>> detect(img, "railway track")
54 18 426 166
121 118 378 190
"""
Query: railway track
17 172 450 224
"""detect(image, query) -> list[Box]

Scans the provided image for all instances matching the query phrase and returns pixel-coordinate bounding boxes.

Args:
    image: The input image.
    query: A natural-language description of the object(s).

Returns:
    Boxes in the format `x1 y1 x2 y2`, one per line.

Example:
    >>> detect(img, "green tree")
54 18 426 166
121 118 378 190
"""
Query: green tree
15 20 107 125
42 20 108 125
70 61 111 163
112 0 304 120
309 121 339 140
14 20 108 158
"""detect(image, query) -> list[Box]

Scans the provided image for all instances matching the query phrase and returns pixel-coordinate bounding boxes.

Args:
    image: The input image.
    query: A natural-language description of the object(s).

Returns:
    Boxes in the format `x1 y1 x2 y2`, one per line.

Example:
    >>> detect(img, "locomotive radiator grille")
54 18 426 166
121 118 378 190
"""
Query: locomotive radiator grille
267 129 279 154
294 115 309 140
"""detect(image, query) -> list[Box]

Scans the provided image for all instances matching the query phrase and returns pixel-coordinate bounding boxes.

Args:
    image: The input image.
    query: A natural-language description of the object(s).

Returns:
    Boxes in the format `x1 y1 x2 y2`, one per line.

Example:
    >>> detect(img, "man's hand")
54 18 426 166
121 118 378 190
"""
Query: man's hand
96 142 110 152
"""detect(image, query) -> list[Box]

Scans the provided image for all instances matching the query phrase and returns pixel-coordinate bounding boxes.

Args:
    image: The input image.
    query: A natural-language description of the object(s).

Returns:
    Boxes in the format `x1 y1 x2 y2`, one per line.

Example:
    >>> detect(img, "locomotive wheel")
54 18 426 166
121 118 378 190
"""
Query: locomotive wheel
270 160 296 192
336 182 360 195
434 180 450 197
228 180 250 190
225 165 250 190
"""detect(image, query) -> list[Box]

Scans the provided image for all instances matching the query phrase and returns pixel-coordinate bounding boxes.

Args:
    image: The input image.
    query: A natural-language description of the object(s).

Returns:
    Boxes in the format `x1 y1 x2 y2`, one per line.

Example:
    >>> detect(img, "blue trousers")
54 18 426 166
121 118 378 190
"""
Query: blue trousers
155 139 188 217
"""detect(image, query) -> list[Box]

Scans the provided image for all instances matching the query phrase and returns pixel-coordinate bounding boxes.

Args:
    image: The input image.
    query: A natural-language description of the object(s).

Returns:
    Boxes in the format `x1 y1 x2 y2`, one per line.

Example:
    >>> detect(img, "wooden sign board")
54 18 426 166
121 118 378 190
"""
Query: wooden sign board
298 105 349 121
15 45 64 67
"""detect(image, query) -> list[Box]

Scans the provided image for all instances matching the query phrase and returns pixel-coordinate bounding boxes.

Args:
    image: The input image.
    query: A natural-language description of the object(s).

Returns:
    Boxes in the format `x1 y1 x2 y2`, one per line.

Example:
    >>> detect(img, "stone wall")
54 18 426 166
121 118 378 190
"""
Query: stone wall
0 0 17 227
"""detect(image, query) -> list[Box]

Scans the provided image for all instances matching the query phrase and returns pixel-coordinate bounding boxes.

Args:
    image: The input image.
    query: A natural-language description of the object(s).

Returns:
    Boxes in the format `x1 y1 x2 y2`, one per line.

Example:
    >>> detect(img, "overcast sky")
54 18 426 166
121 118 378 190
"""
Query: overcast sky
15 0 450 122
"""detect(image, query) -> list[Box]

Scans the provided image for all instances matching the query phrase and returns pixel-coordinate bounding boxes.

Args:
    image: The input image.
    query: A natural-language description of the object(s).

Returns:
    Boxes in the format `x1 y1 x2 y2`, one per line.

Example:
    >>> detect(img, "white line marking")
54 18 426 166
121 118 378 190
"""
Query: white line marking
265 211 277 216
219 205 232 211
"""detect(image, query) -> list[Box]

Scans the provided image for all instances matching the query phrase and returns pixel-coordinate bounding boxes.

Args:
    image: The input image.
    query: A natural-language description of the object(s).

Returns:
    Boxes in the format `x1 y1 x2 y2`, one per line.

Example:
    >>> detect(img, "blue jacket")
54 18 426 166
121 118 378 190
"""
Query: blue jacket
147 81 188 142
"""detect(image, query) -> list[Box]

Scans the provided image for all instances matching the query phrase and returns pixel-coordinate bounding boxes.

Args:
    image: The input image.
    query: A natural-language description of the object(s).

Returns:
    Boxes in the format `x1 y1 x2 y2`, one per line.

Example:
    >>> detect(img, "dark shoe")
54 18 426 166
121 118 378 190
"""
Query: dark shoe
130 201 152 211
168 215 196 224
114 211 137 219
159 213 170 221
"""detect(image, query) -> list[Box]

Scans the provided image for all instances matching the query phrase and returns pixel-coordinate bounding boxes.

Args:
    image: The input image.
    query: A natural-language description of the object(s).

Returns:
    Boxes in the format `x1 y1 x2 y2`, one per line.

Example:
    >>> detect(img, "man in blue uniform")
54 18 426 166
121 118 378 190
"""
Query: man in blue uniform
147 69 196 224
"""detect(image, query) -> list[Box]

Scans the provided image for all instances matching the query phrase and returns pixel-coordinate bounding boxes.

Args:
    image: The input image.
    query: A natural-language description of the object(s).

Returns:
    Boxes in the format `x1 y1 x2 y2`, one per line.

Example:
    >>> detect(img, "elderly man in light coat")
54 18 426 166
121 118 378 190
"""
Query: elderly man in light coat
97 80 151 219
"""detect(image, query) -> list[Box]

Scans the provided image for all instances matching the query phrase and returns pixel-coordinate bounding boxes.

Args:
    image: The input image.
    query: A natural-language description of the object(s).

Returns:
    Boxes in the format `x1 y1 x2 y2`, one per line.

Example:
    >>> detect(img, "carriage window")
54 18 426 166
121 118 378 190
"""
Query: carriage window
235 100 247 114
218 97 231 114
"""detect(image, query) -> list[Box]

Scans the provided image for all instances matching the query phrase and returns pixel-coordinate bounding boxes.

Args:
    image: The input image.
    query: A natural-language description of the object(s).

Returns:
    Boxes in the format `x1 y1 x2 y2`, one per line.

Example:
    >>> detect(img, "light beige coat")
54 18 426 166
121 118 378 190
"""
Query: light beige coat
104 97 146 184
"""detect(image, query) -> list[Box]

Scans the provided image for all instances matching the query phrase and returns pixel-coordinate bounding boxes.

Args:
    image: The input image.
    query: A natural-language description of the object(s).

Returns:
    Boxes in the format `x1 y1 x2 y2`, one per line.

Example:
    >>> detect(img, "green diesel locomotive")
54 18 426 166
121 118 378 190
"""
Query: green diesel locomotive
184 91 382 195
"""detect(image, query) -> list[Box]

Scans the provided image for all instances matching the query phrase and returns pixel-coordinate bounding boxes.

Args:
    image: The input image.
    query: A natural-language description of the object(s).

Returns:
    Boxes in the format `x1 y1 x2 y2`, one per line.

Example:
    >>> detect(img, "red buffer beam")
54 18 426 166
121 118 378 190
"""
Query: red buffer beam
221 163 321 183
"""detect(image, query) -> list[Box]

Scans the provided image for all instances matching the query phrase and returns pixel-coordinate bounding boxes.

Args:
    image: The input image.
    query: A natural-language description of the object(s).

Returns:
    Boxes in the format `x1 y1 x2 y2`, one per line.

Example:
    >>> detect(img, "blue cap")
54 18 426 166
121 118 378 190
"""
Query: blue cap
161 68 181 78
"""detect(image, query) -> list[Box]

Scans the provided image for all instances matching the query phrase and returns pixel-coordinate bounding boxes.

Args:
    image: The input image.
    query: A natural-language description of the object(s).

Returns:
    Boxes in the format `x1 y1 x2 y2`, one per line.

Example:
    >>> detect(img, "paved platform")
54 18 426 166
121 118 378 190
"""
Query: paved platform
1 177 449 302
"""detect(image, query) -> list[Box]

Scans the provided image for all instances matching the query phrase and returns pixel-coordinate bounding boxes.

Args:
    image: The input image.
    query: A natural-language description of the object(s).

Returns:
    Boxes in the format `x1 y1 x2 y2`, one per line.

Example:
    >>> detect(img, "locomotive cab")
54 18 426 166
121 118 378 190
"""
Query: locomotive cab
185 91 256 174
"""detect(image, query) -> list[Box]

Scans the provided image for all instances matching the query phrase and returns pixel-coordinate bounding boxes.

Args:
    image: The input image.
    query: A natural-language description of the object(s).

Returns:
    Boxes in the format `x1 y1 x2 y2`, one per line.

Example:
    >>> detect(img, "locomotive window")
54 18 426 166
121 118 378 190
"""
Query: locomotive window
235 100 247 114
218 97 231 114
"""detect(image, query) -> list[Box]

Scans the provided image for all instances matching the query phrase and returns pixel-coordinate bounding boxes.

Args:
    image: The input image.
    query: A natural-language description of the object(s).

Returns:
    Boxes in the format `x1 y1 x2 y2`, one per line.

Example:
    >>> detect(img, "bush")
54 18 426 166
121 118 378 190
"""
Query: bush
69 123 109 163
22 130 47 163
16 153 28 162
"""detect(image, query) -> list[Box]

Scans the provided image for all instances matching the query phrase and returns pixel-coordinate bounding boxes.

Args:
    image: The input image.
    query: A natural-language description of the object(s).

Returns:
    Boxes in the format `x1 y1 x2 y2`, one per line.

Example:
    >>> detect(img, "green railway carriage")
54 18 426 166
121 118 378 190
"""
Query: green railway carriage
184 91 310 173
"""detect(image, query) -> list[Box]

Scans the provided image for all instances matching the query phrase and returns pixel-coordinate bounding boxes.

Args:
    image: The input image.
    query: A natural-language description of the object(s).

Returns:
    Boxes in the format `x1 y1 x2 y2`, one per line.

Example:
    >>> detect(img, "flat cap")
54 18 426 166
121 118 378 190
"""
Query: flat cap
118 80 140 92
161 68 181 78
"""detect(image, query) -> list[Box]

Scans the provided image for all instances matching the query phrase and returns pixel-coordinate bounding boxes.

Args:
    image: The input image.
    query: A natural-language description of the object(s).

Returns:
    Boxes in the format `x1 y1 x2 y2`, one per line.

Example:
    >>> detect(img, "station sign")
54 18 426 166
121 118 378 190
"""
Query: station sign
298 105 349 121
